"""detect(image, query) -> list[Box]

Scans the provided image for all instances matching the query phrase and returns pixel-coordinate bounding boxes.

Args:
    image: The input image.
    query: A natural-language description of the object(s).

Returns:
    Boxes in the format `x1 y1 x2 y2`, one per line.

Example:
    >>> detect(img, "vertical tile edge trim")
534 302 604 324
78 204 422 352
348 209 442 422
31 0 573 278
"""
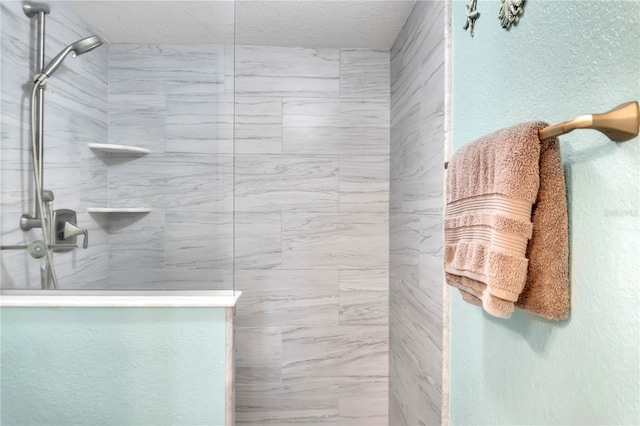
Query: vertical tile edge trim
442 0 453 425
225 306 236 425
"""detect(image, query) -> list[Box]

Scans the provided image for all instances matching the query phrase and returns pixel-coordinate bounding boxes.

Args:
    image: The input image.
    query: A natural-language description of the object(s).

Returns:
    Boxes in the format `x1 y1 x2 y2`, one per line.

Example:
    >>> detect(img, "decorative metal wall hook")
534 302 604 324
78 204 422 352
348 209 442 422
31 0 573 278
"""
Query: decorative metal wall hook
499 0 525 29
463 0 479 37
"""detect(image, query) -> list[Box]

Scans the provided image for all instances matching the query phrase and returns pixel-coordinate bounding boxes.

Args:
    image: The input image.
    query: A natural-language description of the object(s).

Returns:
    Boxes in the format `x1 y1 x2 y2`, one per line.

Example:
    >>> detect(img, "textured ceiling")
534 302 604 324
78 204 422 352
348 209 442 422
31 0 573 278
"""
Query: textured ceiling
66 1 236 45
66 0 417 49
236 1 417 49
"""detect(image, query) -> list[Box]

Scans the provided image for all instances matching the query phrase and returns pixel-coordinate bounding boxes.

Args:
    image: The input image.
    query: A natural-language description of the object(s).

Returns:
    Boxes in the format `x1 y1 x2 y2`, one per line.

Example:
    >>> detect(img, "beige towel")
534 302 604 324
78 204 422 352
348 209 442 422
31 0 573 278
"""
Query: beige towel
445 122 570 320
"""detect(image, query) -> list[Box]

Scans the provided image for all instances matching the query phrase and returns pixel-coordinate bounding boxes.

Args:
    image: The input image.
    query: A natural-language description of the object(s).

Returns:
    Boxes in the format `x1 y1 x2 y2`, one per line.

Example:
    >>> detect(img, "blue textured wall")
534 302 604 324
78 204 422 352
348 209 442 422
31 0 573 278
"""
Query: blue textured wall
0 307 227 425
451 0 639 424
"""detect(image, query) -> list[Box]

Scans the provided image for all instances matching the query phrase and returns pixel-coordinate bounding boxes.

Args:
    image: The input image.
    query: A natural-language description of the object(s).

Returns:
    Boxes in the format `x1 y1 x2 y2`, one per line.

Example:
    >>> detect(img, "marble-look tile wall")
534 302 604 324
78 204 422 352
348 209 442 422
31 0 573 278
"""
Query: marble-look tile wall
0 4 236 291
0 2 109 288
3 9 394 422
389 1 445 425
106 44 234 289
233 46 390 425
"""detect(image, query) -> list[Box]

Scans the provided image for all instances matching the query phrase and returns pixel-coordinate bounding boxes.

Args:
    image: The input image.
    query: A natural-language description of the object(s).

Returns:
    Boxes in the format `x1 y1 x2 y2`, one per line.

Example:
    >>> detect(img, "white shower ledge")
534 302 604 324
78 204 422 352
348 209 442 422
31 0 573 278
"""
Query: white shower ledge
88 143 150 155
87 207 152 213
0 290 241 308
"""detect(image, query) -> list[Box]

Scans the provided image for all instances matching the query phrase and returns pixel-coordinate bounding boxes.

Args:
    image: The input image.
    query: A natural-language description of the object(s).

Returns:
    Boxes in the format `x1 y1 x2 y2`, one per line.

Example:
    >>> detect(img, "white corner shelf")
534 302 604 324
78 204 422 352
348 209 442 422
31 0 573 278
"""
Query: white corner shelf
87 208 152 214
88 143 150 155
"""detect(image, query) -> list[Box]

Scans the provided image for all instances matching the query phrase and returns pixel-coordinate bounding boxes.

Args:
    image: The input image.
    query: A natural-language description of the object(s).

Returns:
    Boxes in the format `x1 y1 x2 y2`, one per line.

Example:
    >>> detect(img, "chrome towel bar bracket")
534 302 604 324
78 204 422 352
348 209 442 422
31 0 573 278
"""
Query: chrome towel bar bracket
445 101 639 169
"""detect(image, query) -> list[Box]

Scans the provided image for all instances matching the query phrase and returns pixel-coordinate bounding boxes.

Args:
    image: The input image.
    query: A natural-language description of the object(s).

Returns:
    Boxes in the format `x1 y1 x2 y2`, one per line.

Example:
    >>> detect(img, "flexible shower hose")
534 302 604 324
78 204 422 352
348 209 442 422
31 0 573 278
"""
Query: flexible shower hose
30 81 58 289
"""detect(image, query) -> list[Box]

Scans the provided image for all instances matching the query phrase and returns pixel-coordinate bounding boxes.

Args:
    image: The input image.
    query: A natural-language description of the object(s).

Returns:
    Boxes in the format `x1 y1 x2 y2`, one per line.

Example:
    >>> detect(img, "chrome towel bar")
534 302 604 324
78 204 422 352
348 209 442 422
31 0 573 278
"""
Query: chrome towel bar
445 101 639 169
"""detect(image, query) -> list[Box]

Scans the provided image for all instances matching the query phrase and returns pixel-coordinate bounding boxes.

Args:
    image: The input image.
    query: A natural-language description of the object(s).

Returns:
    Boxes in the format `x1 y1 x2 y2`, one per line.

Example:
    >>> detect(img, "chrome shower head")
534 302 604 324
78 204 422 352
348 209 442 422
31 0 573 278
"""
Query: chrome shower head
71 35 103 56
41 36 103 78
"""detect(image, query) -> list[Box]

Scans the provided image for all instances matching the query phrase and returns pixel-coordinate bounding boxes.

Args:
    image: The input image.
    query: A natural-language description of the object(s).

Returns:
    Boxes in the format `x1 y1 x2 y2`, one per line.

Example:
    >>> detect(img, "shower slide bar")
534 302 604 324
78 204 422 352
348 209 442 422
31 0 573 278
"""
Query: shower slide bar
444 101 640 169
1 244 78 251
14 3 104 288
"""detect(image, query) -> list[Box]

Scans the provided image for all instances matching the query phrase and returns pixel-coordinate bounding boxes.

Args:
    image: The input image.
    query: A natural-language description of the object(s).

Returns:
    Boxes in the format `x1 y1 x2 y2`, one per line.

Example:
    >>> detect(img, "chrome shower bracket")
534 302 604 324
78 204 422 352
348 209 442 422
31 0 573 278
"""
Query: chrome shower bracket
23 3 50 18
20 214 42 231
20 190 54 231
34 73 48 86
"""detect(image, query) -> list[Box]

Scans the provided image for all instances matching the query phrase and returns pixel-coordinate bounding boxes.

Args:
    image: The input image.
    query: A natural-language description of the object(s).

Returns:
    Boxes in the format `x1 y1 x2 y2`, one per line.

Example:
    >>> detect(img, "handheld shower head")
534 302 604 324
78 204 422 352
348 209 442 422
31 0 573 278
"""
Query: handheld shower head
71 35 103 56
41 35 103 78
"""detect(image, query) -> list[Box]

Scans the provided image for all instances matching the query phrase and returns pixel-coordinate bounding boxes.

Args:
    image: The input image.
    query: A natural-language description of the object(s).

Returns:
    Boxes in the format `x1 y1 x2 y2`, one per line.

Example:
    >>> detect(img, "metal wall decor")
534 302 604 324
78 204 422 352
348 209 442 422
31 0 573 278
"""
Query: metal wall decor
463 0 479 37
499 0 525 29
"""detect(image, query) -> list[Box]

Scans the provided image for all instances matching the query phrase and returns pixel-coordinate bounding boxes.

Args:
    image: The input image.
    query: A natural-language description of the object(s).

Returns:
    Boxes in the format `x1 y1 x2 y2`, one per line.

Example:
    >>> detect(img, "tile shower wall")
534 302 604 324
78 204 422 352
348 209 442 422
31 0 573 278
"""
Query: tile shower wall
106 44 234 289
2 10 392 424
0 2 109 288
233 46 390 425
0 3 236 291
389 1 445 425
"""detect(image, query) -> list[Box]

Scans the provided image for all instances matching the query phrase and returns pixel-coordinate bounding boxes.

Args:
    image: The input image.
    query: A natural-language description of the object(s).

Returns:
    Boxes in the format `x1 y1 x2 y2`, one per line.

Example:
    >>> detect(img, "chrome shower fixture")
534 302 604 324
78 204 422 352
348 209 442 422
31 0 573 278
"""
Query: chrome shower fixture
35 36 103 85
22 2 50 17
13 3 102 289
42 36 103 77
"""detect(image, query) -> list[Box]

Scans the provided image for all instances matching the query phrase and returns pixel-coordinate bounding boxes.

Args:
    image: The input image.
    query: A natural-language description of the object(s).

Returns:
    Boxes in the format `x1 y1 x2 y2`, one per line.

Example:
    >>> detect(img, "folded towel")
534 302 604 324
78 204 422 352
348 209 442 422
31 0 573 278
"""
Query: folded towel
445 122 570 320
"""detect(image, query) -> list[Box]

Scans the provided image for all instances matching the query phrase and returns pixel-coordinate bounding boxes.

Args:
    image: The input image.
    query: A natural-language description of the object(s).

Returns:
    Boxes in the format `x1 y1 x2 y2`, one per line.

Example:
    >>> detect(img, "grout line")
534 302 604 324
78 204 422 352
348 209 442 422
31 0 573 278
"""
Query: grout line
280 97 284 154
279 211 283 270
280 209 285 270
338 268 343 327
338 49 342 98
338 155 342 213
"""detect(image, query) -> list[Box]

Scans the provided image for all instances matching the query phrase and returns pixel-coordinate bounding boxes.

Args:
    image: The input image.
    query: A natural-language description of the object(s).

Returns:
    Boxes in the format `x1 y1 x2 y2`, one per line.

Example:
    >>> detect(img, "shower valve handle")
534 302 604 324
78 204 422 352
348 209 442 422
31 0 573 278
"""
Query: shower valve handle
63 222 88 249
